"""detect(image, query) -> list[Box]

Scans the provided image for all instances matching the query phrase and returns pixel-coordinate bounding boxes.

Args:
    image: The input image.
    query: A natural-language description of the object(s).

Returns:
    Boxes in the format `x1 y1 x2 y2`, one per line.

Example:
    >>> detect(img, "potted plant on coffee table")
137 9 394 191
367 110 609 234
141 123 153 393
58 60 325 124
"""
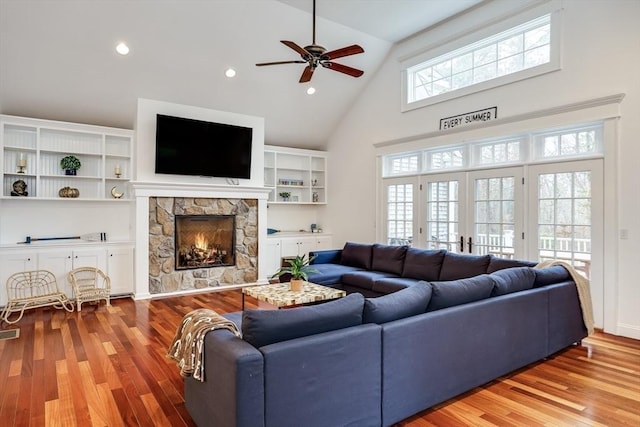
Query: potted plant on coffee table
271 254 317 291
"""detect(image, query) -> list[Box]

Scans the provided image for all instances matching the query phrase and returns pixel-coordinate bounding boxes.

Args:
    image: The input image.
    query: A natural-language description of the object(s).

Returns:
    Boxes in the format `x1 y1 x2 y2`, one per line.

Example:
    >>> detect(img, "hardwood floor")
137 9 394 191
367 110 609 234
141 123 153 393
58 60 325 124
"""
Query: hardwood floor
0 290 638 426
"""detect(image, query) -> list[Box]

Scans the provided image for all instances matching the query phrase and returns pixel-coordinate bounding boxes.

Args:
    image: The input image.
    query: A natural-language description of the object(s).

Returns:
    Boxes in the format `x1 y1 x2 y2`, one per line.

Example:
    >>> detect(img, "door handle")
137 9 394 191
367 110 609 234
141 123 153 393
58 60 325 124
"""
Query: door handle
460 236 464 253
468 237 473 253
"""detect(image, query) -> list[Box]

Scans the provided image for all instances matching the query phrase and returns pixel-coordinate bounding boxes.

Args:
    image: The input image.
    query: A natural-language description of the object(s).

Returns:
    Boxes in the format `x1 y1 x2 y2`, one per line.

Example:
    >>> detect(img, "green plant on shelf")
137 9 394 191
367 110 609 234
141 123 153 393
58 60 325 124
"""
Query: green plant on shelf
60 155 81 171
279 191 291 202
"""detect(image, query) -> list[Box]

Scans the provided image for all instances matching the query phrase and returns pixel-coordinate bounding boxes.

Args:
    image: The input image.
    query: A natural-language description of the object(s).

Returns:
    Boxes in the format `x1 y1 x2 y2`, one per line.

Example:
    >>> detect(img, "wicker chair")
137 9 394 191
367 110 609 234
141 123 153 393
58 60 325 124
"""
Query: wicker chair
1 270 74 324
67 267 111 312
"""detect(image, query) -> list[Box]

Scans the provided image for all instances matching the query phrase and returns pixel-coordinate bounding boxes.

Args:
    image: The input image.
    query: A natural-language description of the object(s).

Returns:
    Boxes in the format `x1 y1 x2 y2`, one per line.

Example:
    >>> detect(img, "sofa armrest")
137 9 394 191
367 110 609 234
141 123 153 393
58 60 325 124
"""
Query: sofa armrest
260 324 382 427
309 249 342 264
185 329 265 427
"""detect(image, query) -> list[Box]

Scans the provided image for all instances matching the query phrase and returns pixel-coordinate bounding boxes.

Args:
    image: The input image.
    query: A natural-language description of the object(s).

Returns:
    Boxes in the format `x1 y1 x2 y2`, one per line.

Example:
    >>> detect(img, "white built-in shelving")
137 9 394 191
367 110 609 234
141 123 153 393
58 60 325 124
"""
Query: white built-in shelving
1 115 133 201
264 145 327 204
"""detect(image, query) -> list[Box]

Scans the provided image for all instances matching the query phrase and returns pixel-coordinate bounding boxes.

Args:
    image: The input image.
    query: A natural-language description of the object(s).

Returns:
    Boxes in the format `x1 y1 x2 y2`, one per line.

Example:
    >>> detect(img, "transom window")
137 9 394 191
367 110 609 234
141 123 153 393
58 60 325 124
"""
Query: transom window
382 123 602 178
402 10 560 111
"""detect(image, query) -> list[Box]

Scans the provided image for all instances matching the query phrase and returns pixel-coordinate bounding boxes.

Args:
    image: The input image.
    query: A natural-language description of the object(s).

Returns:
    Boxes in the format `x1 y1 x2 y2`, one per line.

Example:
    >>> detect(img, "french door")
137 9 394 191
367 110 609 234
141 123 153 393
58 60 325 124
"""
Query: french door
527 159 603 325
421 167 524 258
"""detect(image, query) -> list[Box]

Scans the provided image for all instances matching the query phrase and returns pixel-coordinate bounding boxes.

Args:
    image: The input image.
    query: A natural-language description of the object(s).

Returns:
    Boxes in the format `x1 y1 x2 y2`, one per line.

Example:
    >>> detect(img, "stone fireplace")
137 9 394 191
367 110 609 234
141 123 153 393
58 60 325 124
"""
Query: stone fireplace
148 197 258 294
175 214 235 269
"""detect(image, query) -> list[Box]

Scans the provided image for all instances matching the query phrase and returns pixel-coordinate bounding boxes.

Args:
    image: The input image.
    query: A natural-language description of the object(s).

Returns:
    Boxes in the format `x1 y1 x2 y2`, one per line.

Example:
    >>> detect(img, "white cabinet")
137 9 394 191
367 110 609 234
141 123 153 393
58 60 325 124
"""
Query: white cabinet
1 115 133 201
0 243 133 304
313 235 333 252
264 145 327 205
264 239 282 278
106 245 134 295
0 251 37 307
281 238 316 258
36 248 107 298
266 234 333 279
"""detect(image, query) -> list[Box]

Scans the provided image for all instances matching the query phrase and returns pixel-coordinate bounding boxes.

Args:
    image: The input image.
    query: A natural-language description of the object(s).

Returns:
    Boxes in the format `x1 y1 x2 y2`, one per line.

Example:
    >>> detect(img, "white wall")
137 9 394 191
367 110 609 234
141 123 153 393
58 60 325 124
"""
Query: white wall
323 0 640 338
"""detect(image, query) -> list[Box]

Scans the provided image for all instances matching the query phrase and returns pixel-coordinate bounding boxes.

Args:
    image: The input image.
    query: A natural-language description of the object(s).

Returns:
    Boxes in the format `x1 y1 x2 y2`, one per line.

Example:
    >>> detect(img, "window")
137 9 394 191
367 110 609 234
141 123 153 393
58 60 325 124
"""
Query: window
386 182 414 246
381 123 601 178
403 11 560 111
471 139 523 166
384 152 420 176
533 125 602 160
426 146 465 171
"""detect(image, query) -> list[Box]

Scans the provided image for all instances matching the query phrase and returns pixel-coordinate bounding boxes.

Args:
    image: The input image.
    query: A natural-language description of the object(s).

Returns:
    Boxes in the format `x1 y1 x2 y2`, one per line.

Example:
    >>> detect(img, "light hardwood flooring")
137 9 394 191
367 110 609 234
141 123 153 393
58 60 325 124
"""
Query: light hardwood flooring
0 290 638 426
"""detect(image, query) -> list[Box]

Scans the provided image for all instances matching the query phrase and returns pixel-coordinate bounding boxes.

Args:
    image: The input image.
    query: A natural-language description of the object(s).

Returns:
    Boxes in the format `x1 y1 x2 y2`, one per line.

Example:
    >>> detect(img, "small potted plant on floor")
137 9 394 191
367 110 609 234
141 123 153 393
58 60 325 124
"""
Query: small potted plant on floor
272 254 317 291
60 155 81 175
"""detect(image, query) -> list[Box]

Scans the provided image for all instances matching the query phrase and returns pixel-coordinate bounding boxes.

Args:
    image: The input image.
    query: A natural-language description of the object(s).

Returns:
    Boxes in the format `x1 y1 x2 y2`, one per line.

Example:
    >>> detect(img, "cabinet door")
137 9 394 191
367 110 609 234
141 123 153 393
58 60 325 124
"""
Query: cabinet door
297 237 315 258
37 250 74 297
264 239 281 278
38 248 107 298
0 251 37 306
314 235 333 251
107 246 134 296
280 238 300 257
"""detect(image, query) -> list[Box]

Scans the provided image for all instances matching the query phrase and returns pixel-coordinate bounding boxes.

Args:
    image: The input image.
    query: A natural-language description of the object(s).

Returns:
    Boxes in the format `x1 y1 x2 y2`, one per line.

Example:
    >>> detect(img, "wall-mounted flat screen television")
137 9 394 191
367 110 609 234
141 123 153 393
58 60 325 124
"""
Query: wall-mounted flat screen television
155 114 253 179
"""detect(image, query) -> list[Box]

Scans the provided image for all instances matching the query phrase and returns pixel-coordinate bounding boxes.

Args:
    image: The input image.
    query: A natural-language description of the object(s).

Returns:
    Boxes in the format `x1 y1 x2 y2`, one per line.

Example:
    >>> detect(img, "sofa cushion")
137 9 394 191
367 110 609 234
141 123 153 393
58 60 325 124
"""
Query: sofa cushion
372 277 421 294
341 242 373 269
401 248 446 281
241 293 365 348
363 283 432 324
427 274 495 311
438 252 491 281
533 265 571 287
490 267 536 296
487 255 537 273
307 264 363 286
371 244 408 275
341 271 398 290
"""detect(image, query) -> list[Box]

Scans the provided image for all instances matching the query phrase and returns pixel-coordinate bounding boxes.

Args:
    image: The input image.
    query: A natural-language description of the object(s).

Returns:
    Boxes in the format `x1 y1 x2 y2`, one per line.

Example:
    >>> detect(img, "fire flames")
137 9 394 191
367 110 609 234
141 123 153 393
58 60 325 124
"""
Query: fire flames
194 233 208 250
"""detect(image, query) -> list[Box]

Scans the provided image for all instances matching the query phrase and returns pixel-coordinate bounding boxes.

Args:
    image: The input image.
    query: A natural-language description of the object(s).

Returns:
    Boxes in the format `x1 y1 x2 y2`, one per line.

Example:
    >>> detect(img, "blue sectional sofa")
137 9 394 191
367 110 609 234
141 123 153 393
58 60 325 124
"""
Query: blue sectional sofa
184 242 588 427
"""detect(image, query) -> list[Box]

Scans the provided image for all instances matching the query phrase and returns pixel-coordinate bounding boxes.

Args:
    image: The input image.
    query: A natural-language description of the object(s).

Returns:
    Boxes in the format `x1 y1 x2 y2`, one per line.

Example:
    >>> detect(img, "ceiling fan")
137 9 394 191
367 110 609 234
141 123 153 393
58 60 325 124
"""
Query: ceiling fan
256 0 365 83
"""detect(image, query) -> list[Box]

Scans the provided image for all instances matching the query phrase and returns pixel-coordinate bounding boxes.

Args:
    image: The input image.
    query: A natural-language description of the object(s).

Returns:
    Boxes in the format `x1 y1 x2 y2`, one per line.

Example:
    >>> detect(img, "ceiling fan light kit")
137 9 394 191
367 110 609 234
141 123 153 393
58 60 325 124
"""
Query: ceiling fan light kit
256 0 364 83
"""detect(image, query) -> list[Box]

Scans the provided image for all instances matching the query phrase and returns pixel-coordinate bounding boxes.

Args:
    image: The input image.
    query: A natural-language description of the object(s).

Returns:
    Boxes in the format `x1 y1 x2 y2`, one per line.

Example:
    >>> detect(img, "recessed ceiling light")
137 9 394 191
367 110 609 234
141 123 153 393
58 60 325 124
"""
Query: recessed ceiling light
306 87 316 95
115 42 130 55
225 68 236 78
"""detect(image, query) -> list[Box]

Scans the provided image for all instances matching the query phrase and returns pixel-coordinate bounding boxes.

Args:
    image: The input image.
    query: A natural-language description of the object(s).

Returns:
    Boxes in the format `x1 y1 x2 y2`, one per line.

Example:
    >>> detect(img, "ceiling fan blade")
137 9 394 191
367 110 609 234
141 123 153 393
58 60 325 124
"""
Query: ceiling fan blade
256 60 307 66
299 65 315 83
323 44 364 60
321 62 364 78
281 40 310 58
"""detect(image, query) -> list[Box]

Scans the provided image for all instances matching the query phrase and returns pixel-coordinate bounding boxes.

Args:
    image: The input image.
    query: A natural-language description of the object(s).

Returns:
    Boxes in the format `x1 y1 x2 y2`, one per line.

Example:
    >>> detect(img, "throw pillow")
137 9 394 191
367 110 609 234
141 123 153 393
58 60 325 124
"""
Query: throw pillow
438 252 491 281
241 293 364 348
427 274 495 311
341 242 373 269
490 267 536 296
401 248 446 281
371 243 408 275
363 282 432 324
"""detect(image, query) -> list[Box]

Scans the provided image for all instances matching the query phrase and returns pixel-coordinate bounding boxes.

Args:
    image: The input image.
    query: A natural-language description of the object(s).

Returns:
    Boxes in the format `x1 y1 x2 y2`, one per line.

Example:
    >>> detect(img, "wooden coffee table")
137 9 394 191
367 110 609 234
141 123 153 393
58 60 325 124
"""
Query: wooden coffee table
242 282 346 310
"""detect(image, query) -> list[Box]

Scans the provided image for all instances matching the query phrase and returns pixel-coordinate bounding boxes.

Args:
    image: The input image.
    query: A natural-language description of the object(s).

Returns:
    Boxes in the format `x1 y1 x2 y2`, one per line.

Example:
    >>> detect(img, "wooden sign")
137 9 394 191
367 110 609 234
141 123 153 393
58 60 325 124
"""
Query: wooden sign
440 107 497 130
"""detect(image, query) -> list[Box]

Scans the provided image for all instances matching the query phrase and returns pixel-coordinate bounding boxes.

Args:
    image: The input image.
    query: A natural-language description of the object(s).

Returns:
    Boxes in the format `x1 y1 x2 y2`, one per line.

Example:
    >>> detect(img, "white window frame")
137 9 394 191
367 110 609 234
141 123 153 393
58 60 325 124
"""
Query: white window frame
401 5 562 112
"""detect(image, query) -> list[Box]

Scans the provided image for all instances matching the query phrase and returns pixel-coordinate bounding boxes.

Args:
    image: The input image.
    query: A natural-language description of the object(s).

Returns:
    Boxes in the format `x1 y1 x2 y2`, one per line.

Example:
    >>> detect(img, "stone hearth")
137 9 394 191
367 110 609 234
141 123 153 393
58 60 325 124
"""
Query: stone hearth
149 197 258 294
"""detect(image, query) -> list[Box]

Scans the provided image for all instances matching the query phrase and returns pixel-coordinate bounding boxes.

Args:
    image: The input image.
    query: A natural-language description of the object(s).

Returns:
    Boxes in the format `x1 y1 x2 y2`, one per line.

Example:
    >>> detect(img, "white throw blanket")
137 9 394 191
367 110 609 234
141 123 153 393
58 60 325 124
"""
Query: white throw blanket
535 260 595 335
167 308 241 382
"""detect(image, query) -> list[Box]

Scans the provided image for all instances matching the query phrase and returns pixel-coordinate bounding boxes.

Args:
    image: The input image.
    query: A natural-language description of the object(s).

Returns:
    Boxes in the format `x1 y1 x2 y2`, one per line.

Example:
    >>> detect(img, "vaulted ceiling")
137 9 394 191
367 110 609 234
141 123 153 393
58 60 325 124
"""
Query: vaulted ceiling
0 0 483 149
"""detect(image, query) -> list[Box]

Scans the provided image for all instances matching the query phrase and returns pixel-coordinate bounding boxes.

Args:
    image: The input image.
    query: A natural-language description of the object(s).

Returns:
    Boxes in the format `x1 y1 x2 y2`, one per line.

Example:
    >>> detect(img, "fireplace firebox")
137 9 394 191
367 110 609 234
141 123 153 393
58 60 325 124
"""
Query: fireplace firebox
175 215 235 270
